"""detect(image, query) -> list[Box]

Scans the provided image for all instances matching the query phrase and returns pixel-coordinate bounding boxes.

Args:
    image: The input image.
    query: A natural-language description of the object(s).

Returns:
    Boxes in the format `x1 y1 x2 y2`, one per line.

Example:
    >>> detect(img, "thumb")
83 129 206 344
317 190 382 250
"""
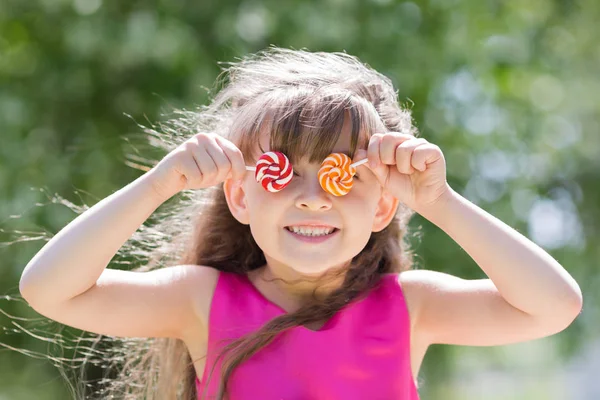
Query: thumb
354 149 387 187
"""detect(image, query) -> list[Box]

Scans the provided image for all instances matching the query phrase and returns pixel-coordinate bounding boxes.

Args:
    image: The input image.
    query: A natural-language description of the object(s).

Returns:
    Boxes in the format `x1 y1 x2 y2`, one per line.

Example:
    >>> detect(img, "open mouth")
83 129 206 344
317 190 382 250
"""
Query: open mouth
284 227 339 236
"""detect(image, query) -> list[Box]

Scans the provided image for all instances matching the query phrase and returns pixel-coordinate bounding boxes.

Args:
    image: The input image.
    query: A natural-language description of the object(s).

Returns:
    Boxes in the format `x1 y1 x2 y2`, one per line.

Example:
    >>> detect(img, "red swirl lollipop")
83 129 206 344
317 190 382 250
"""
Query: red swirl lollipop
246 151 293 192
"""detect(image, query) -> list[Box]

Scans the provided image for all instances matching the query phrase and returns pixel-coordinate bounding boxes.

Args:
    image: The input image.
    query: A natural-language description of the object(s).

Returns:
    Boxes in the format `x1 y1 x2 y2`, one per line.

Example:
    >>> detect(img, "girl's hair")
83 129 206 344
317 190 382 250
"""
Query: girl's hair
12 47 419 399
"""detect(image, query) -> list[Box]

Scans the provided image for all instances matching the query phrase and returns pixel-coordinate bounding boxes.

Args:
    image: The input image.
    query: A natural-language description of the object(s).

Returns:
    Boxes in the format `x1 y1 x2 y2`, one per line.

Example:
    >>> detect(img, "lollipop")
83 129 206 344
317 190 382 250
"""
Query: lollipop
318 153 368 196
246 151 293 192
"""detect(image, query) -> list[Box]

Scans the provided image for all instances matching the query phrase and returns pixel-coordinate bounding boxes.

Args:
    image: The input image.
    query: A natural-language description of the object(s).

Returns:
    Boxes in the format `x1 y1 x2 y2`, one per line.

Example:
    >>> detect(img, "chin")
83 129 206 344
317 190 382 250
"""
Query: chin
289 265 333 276
282 258 347 277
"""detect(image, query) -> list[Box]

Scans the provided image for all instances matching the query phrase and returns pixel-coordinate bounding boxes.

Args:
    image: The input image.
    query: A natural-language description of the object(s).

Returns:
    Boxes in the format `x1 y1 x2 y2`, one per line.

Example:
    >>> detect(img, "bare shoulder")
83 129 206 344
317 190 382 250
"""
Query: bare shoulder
179 265 222 379
394 270 439 378
397 270 443 305
396 270 433 331
181 265 221 340
397 268 486 340
397 269 479 341
398 268 471 311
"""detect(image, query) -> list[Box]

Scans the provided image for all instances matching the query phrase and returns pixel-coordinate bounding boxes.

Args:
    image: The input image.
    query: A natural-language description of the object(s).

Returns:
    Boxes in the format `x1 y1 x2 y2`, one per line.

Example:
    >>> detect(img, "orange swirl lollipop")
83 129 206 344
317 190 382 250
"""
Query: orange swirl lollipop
318 153 368 196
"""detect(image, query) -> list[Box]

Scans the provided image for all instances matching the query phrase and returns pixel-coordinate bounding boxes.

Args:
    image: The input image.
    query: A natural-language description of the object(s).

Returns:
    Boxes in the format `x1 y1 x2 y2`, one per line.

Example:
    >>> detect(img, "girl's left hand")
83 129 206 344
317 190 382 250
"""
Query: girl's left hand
357 132 452 212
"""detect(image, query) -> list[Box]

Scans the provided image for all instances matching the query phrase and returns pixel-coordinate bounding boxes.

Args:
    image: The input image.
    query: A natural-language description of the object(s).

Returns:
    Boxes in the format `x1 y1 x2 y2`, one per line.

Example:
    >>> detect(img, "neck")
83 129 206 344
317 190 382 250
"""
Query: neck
249 262 348 313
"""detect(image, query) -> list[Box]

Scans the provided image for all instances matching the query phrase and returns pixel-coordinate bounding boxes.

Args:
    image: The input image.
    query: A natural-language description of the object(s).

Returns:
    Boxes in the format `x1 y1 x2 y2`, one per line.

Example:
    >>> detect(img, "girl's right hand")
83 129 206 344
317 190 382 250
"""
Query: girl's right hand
147 132 248 200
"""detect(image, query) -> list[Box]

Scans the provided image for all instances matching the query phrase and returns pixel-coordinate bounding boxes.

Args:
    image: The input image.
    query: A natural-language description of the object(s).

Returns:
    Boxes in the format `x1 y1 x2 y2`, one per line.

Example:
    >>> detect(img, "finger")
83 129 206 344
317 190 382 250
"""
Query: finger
380 133 413 165
411 143 442 172
191 144 217 183
180 149 205 188
215 135 247 182
359 146 387 187
395 138 428 174
367 134 383 168
204 137 232 184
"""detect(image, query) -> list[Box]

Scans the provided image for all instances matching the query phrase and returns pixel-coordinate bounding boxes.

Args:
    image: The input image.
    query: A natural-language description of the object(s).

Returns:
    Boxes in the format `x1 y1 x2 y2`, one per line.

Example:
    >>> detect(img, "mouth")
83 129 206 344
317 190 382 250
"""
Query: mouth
284 226 339 235
284 226 340 243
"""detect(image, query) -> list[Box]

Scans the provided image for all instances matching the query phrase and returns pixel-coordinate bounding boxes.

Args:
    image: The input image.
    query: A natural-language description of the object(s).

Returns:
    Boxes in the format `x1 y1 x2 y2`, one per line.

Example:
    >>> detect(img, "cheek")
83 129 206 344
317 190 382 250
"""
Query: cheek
345 186 379 208
242 184 267 218
341 197 377 227
246 193 276 240
357 183 383 208
246 184 287 220
246 177 272 199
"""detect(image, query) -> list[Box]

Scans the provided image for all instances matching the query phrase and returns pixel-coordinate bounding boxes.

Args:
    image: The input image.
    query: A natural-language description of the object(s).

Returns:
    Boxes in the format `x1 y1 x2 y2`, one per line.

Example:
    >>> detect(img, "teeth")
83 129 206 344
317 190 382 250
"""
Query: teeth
288 226 335 236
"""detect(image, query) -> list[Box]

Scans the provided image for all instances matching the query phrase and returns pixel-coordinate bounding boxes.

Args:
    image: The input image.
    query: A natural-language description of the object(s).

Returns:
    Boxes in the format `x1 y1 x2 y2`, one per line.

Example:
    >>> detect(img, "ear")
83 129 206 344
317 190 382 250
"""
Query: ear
372 188 399 232
223 178 250 225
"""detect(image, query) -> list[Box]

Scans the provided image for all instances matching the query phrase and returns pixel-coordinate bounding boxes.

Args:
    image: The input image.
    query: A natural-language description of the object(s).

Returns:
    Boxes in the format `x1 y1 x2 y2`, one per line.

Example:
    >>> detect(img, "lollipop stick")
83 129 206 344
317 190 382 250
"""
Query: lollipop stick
350 158 368 169
246 166 256 171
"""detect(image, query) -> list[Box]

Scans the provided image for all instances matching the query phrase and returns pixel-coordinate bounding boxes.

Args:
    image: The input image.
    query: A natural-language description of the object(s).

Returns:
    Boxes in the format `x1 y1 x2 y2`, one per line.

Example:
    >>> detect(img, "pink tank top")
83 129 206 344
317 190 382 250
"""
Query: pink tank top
195 271 419 399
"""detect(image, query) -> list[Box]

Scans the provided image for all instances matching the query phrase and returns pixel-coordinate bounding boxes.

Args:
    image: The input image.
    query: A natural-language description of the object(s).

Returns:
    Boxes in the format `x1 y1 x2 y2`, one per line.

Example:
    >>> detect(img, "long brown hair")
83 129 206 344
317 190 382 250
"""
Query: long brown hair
9 47 420 399
186 47 419 399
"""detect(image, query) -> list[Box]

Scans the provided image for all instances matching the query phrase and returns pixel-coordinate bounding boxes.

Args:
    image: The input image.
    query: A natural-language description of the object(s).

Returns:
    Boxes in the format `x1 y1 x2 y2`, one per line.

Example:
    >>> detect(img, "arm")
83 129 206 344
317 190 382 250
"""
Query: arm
408 187 583 346
19 171 166 301
18 170 209 339
361 133 582 346
19 132 247 340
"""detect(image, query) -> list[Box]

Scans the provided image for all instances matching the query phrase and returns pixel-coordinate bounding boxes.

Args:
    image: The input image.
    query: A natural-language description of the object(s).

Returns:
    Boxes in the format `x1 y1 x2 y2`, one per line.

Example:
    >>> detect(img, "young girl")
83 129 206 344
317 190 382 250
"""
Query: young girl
18 47 582 400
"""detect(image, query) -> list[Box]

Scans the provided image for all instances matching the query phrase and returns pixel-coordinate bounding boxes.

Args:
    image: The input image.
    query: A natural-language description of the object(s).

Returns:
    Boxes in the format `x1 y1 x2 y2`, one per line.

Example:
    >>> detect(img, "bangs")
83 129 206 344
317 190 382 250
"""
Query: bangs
230 87 384 166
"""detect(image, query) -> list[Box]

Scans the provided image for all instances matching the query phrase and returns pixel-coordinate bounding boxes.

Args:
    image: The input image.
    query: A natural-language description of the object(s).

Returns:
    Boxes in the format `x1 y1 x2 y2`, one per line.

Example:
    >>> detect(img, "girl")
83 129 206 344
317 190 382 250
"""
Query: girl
19 48 582 400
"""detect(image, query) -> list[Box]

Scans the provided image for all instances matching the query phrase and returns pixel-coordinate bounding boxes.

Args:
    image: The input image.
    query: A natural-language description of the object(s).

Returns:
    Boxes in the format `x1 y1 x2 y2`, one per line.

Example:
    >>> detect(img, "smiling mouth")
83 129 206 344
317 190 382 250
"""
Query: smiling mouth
285 226 339 237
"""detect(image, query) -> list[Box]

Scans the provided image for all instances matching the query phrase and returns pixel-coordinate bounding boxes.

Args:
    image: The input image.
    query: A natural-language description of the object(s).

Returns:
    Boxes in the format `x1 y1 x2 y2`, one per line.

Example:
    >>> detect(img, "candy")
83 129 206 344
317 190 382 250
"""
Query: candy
318 153 366 196
246 151 293 192
245 151 368 195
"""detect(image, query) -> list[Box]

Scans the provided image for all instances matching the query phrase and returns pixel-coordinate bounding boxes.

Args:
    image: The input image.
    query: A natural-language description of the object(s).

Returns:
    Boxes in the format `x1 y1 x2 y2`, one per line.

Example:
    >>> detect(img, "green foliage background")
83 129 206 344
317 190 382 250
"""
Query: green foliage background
1 0 598 398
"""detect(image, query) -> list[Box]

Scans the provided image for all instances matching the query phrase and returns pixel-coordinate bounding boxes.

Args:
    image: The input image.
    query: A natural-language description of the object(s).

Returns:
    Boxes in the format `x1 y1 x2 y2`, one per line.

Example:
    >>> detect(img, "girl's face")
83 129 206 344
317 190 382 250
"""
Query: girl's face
224 117 399 276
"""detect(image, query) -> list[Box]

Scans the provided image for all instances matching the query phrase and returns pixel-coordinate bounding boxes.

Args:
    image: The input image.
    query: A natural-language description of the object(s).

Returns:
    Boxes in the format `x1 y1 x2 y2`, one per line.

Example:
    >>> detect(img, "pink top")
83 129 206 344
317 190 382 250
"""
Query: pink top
196 271 419 400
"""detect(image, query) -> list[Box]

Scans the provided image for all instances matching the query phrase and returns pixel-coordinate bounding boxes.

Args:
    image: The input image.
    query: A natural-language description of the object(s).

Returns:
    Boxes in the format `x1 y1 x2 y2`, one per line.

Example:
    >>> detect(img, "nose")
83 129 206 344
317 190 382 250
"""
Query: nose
294 173 333 211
